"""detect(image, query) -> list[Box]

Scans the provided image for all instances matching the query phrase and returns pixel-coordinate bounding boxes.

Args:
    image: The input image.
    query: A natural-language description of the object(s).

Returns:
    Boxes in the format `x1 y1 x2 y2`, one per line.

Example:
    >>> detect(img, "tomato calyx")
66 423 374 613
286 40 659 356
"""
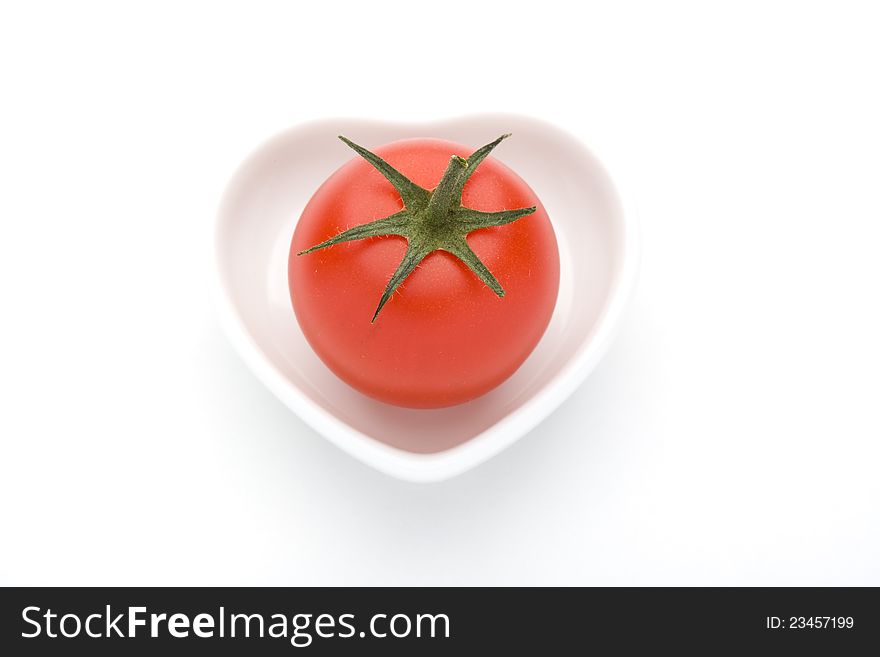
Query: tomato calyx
297 134 537 322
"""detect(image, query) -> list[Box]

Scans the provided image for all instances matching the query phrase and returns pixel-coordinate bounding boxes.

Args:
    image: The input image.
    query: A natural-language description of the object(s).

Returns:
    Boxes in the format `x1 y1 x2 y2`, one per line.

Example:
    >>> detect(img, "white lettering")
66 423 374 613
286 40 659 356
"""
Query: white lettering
60 614 81 638
167 613 190 638
85 613 102 638
21 606 41 638
291 614 312 647
193 613 214 638
106 606 124 637
128 606 146 637
390 614 410 638
370 614 387 638
150 613 167 637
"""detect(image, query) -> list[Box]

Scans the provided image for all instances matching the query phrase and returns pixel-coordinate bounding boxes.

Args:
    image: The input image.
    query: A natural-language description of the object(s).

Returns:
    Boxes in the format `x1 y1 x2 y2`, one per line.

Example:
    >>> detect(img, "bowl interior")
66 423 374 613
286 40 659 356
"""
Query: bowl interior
216 115 628 461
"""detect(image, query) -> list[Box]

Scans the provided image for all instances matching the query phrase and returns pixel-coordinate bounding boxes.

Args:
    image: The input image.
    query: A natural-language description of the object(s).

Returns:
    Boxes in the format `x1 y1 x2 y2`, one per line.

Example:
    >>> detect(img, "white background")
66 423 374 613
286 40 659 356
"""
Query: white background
1 1 878 585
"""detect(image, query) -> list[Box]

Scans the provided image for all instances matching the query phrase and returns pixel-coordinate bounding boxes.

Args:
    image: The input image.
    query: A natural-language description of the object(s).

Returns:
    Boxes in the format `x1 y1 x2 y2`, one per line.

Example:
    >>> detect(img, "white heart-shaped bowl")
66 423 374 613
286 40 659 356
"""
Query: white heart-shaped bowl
214 114 638 482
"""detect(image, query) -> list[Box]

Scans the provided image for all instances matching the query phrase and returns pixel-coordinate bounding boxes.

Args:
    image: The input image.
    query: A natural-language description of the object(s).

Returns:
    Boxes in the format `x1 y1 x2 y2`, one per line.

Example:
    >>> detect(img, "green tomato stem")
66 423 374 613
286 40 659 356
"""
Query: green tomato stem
298 134 536 322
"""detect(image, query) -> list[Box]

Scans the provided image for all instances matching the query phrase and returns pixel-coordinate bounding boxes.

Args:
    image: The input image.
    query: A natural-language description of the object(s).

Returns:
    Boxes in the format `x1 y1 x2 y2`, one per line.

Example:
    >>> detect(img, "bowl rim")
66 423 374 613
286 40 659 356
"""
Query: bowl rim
212 113 640 482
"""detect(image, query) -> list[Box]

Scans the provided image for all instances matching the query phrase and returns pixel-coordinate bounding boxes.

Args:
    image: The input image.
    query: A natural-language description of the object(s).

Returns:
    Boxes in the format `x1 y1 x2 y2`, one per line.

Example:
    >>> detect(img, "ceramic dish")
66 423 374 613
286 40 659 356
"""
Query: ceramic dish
214 114 638 482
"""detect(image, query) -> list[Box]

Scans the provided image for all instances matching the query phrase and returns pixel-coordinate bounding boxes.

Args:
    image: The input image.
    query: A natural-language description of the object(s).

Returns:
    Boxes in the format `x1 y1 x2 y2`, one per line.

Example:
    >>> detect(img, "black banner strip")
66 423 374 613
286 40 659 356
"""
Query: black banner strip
1 587 877 654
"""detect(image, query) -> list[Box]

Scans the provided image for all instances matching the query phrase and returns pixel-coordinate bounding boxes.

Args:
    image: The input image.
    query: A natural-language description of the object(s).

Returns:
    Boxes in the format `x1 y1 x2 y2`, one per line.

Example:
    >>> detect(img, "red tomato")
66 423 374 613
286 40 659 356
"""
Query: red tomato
289 137 559 408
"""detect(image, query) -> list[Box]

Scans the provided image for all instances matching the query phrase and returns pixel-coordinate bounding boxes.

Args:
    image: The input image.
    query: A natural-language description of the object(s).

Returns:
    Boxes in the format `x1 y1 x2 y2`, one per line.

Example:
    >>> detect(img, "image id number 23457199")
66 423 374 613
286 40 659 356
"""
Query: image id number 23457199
766 617 854 630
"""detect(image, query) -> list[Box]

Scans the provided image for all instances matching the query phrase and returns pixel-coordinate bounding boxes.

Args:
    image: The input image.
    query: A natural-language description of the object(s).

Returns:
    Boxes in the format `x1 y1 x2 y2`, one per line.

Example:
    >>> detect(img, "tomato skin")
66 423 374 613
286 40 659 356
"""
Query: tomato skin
289 138 559 408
